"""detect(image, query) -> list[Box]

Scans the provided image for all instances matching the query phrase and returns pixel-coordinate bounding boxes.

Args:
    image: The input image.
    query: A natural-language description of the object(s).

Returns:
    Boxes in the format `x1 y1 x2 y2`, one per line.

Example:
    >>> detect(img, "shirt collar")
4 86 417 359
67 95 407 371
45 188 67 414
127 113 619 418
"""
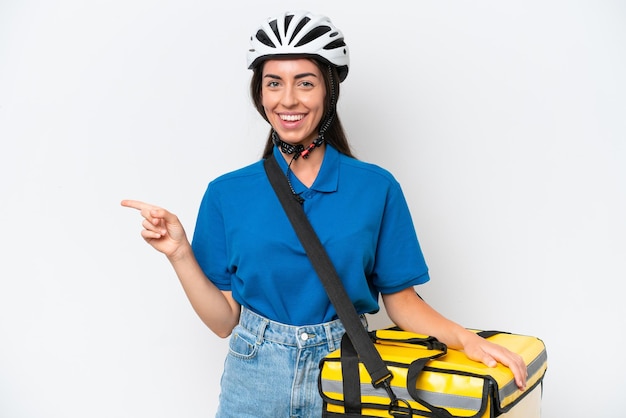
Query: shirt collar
271 144 339 193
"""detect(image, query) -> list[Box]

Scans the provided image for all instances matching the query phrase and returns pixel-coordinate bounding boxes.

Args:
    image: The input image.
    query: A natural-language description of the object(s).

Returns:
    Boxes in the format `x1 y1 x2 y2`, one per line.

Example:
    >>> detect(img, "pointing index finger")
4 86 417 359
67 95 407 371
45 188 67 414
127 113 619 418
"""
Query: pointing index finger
121 199 148 211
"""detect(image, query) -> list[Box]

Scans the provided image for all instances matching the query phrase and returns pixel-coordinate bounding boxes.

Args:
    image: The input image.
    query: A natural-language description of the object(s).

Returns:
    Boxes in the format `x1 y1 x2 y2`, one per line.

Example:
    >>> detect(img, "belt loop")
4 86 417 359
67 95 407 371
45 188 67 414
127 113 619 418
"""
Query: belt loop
324 322 336 352
241 307 269 345
256 317 269 345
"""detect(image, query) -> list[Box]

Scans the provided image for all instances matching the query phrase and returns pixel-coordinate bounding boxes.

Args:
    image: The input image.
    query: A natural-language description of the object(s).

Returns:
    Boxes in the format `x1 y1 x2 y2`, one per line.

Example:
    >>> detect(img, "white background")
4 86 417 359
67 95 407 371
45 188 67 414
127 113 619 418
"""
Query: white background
1 1 625 417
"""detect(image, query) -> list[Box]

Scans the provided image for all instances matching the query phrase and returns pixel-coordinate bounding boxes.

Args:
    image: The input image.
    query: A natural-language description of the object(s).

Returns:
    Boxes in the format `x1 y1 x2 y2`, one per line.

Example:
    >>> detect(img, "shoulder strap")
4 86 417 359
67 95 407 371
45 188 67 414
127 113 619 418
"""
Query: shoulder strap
263 155 394 389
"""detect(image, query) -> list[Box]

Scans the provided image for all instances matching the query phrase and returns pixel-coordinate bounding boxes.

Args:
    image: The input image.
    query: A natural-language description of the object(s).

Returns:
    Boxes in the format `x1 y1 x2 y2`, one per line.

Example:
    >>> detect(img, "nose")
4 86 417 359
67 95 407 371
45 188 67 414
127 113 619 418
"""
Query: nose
280 86 298 107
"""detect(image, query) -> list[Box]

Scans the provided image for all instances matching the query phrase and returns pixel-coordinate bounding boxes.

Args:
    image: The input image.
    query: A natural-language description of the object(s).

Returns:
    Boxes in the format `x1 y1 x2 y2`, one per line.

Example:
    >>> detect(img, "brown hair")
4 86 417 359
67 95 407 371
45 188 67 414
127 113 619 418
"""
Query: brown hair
249 59 355 159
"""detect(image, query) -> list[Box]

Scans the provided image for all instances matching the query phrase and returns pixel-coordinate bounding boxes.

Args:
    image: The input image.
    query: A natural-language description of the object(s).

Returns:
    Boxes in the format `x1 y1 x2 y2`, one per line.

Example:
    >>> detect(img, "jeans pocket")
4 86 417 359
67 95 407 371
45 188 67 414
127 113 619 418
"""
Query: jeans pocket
228 325 258 360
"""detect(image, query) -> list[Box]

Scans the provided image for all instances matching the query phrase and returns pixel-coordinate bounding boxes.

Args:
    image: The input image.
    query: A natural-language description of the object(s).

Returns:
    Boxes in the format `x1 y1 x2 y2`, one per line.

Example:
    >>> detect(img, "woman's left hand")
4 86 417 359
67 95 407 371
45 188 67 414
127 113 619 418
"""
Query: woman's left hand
383 288 528 390
460 332 528 390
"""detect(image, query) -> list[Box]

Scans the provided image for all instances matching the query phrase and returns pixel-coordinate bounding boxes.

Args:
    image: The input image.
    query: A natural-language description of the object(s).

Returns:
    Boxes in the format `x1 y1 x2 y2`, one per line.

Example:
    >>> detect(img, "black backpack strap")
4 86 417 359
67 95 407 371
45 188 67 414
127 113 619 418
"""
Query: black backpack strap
263 155 394 390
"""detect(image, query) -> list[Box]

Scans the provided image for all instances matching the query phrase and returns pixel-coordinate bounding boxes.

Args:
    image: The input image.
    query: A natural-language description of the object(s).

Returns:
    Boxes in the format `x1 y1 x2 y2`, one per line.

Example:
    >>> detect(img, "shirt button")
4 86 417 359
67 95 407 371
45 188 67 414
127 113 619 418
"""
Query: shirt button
300 333 309 341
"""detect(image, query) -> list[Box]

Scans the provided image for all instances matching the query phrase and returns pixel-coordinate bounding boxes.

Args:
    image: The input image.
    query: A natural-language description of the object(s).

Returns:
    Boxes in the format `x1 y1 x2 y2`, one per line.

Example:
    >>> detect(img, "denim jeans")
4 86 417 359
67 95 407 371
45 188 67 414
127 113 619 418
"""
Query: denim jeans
216 307 365 417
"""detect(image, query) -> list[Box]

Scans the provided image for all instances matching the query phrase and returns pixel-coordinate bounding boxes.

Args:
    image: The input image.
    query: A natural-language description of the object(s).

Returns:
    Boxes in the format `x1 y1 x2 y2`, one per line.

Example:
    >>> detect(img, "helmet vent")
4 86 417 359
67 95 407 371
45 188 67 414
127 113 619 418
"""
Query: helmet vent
255 29 275 48
268 20 281 45
295 26 331 47
284 14 294 33
324 38 346 50
289 17 311 44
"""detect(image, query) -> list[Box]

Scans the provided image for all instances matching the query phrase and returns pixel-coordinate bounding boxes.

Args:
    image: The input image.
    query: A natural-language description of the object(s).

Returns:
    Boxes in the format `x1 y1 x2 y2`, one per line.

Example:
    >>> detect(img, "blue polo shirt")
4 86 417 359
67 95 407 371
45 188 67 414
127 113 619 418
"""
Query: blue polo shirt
191 145 429 326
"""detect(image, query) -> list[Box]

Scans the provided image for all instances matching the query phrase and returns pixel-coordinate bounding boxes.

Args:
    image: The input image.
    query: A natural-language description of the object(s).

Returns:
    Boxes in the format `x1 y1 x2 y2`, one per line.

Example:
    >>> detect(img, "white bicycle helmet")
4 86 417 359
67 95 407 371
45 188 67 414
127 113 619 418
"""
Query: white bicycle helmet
247 11 350 82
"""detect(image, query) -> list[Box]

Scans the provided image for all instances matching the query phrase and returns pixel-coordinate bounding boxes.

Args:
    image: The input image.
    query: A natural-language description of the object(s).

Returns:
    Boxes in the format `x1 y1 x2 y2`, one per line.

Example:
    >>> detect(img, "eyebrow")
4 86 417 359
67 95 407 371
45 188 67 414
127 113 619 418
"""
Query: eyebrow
263 72 319 80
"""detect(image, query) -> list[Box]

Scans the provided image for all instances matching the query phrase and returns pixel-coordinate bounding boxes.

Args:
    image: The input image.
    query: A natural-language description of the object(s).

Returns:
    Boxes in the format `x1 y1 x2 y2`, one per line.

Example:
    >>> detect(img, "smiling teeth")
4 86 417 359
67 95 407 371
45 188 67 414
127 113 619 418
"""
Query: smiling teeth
280 114 303 121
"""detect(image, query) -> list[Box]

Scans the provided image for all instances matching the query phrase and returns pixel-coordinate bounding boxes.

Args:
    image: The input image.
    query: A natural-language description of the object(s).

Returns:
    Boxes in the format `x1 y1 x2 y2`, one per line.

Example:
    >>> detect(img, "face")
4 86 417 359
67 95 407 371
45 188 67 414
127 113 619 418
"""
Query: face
261 58 327 146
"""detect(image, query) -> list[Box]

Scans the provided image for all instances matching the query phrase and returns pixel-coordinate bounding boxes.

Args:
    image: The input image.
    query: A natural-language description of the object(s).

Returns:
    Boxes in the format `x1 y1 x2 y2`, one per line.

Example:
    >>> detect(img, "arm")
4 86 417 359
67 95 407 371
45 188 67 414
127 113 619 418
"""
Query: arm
121 199 240 338
382 287 528 390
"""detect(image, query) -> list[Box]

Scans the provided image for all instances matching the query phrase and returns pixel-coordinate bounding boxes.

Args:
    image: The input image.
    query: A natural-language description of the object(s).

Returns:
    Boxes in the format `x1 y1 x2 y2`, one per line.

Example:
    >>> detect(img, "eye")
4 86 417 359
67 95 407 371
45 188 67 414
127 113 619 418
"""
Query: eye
299 80 315 88
266 80 280 88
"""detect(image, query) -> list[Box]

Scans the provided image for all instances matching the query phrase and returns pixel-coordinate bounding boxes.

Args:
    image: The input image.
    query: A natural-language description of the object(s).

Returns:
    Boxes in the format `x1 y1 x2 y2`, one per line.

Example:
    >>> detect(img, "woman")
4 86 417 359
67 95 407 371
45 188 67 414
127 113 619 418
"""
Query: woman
122 11 527 417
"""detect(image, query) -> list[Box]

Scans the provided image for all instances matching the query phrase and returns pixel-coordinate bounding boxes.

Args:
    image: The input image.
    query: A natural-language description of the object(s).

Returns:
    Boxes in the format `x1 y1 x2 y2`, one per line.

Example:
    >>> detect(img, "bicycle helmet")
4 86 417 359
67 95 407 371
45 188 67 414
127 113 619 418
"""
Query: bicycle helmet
247 11 350 82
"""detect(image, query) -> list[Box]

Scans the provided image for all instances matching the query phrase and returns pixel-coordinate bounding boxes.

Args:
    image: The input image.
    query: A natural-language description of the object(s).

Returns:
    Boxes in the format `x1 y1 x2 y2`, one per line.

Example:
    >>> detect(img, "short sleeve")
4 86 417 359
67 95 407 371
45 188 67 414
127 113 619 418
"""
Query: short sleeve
371 180 430 294
191 183 232 290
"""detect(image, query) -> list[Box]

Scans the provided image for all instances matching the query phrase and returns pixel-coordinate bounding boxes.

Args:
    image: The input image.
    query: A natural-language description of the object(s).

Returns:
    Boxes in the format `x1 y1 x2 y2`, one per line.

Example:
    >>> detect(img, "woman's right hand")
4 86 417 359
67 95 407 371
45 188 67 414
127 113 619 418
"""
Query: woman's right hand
121 199 189 259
